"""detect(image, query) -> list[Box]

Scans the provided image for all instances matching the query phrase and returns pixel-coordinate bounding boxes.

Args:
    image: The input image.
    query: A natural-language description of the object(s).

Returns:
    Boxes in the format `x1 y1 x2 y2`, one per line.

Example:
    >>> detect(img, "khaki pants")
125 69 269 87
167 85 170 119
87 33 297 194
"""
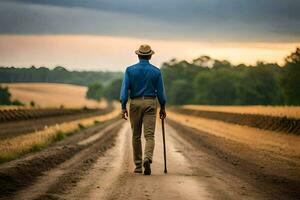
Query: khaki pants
129 98 157 167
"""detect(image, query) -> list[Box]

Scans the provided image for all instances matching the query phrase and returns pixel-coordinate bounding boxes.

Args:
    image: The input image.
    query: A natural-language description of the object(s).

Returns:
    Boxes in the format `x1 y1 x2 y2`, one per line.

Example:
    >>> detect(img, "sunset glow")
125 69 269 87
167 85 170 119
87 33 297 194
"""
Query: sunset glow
1 35 299 71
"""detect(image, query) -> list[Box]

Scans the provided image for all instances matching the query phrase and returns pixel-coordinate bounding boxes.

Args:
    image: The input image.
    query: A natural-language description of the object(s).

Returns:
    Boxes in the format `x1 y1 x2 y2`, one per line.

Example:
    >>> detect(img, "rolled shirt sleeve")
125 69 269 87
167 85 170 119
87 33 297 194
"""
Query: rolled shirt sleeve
120 68 130 109
157 71 167 109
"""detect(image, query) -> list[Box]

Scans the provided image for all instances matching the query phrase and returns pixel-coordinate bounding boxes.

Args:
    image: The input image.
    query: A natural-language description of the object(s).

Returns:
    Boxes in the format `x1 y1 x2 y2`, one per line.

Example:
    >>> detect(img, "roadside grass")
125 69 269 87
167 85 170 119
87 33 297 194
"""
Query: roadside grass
28 131 66 152
0 107 120 164
94 120 101 125
53 131 66 141
0 130 67 163
78 123 85 130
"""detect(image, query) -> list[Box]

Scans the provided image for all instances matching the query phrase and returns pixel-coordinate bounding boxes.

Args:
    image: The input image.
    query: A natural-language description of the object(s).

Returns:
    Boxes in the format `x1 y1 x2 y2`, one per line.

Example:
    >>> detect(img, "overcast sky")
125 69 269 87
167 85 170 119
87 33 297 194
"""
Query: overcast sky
0 0 300 70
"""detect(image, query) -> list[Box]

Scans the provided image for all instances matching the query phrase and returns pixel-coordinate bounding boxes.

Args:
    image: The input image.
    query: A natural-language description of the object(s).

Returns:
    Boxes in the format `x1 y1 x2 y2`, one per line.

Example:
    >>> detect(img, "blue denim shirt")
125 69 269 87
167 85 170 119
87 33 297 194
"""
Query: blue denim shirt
120 59 166 109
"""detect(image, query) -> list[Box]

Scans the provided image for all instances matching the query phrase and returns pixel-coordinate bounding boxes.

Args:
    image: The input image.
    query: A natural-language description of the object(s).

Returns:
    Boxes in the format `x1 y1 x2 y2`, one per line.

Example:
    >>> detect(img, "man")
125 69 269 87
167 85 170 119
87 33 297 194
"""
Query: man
120 44 167 175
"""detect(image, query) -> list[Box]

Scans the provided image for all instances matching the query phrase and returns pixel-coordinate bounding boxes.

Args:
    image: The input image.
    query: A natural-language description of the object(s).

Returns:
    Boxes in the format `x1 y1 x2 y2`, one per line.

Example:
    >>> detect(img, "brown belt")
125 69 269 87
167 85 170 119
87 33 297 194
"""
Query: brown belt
131 96 156 100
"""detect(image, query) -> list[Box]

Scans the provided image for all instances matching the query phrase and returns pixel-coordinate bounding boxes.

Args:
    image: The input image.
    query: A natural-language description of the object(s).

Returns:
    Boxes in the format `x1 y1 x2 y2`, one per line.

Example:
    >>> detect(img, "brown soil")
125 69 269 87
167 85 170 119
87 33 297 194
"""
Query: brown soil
0 108 110 140
0 116 299 200
0 118 122 199
167 119 300 200
172 108 300 135
0 108 102 123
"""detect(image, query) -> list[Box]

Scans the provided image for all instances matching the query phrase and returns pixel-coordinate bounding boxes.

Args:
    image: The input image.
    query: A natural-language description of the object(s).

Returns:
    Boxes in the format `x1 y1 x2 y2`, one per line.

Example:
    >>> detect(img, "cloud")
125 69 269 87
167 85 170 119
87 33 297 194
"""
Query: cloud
0 0 300 42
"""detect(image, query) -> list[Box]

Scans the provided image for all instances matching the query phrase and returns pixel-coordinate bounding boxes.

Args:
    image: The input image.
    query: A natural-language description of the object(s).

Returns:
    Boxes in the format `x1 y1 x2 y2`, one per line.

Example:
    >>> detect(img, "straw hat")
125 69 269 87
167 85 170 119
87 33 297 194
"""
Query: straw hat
135 44 155 56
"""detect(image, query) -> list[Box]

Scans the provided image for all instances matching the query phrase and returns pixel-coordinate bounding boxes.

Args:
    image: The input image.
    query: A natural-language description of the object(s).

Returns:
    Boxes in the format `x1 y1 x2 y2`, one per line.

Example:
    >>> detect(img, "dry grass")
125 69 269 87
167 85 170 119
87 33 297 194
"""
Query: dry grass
0 104 120 163
3 83 107 109
168 110 300 159
183 105 300 119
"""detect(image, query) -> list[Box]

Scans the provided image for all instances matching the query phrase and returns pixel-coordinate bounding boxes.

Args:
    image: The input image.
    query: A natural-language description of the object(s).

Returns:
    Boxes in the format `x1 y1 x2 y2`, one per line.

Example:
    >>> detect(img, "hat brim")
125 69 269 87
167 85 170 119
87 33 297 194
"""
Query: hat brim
135 50 155 56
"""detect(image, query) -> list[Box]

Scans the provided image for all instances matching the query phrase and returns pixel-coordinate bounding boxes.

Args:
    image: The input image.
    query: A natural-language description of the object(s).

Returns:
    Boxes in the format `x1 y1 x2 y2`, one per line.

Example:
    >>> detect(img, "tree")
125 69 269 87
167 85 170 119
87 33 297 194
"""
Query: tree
212 59 232 70
30 100 36 107
104 79 123 100
193 55 212 67
0 66 122 86
168 80 194 105
0 85 11 105
236 66 283 105
86 83 104 101
281 48 300 105
194 70 237 105
193 72 211 104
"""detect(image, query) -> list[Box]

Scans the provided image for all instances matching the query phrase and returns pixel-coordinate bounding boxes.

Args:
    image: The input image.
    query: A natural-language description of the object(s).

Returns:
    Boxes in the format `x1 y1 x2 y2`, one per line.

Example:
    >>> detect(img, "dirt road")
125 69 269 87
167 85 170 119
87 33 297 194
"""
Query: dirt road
1 116 299 200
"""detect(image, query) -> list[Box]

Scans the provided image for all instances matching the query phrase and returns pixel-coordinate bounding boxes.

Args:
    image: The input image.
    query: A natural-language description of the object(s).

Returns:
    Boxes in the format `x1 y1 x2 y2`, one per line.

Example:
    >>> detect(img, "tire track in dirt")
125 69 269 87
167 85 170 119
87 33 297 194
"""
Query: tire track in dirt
28 122 123 200
85 121 268 200
0 118 123 200
62 123 131 200
107 121 214 200
53 118 298 200
2 116 299 199
167 119 300 200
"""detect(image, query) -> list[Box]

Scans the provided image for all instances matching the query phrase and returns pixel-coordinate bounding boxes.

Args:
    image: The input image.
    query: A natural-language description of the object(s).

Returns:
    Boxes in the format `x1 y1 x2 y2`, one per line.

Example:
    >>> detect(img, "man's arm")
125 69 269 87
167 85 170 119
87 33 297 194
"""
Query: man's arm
157 71 167 119
120 68 130 119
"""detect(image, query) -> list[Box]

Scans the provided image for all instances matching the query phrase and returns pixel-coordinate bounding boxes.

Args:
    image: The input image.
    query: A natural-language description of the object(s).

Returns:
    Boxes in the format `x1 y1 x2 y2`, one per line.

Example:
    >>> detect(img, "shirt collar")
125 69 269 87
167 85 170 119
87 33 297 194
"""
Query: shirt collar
139 59 150 64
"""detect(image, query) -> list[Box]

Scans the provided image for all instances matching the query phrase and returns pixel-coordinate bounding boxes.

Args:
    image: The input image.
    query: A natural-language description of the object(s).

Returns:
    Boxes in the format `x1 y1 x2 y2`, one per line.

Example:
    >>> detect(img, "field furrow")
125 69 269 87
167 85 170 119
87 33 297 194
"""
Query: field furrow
171 107 300 135
0 118 123 199
0 108 110 140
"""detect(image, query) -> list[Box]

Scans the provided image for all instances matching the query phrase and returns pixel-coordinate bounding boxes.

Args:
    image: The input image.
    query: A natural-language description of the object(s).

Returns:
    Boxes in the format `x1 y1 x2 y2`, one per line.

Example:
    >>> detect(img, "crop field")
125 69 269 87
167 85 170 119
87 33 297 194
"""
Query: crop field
0 97 300 199
173 105 300 135
3 83 107 108
0 107 120 162
0 107 100 122
183 105 300 119
0 107 112 140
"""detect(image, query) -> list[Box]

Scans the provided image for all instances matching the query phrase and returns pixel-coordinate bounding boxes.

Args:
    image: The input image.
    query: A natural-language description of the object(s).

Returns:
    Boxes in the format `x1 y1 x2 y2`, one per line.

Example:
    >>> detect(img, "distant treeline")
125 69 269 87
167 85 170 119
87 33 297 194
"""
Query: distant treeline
86 79 122 102
87 48 300 106
161 48 300 105
0 66 122 86
1 48 299 106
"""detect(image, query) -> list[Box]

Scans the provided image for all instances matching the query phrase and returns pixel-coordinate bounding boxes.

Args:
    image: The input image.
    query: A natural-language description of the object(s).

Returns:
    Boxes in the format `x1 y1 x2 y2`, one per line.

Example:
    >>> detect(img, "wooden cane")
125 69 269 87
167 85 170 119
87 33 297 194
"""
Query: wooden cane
161 118 167 173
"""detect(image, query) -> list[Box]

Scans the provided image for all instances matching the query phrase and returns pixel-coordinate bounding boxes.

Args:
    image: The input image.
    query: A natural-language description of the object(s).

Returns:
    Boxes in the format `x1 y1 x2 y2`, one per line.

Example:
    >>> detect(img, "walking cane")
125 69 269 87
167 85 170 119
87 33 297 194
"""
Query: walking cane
161 118 167 173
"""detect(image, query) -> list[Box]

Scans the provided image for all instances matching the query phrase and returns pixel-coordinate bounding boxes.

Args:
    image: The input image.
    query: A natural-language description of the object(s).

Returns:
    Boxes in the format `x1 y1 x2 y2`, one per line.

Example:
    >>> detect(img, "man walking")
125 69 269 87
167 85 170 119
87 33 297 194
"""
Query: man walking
120 44 167 175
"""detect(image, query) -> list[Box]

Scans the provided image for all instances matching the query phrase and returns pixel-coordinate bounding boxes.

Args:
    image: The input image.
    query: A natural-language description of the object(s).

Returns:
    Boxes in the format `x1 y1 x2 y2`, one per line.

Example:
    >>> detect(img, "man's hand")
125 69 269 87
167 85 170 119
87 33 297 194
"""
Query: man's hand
121 109 128 120
160 108 167 119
